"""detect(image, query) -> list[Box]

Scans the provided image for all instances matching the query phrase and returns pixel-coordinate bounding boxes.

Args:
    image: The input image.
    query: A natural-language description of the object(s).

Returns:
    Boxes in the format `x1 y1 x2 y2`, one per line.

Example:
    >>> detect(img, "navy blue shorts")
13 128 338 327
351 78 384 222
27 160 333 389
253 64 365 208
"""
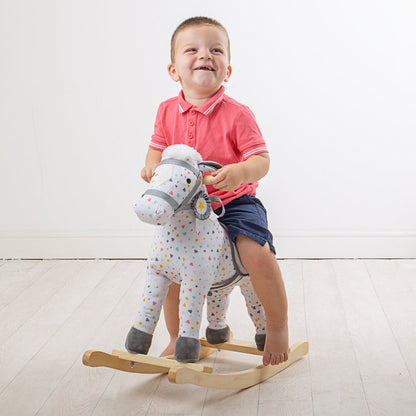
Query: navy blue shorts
214 195 276 254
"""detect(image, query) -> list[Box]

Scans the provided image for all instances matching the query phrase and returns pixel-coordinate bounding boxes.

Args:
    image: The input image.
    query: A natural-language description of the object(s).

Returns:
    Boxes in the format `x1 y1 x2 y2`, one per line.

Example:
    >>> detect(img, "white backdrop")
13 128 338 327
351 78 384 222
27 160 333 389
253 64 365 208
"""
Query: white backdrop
1 0 415 258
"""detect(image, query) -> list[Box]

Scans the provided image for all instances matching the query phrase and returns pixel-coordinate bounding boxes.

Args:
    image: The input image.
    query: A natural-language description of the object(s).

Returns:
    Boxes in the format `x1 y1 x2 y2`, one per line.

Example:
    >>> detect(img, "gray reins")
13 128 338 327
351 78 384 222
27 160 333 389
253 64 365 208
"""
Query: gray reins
142 158 225 216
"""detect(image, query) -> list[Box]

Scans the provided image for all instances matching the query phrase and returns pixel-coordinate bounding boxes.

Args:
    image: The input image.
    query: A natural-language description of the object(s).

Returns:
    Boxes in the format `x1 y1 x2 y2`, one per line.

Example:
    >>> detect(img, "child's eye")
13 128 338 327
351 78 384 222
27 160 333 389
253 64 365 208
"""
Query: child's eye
185 48 197 53
212 48 223 54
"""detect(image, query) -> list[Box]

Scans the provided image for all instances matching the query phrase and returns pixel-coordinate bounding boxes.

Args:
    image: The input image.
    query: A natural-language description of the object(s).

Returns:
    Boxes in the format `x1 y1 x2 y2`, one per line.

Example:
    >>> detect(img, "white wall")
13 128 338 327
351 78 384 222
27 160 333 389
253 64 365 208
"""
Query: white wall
1 0 415 258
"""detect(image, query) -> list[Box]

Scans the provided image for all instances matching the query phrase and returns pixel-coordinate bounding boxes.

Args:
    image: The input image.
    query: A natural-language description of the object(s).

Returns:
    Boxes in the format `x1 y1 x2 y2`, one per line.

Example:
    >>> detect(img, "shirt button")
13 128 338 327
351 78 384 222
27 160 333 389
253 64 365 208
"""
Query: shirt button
188 134 193 139
189 120 194 126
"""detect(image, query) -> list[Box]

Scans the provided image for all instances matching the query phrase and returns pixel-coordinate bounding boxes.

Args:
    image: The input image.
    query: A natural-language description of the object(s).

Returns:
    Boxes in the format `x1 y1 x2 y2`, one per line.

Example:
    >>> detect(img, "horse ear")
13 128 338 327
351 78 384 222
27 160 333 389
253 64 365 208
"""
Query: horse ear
198 161 223 174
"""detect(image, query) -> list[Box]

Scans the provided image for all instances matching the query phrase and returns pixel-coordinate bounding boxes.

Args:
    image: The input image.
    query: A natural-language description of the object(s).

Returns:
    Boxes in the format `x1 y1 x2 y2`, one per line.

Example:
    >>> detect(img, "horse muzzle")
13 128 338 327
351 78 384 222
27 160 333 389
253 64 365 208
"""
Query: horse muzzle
134 193 174 225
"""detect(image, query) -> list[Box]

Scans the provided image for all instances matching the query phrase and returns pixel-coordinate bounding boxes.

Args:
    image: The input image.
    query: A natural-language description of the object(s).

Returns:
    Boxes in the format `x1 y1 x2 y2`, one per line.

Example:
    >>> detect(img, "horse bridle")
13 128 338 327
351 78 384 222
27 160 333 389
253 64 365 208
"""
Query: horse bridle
142 158 225 217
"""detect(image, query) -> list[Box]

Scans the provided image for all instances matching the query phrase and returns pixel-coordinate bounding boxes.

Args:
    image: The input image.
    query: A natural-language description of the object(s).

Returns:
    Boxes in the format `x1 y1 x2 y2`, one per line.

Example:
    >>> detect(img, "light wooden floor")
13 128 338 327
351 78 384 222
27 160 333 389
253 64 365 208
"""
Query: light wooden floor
0 259 415 415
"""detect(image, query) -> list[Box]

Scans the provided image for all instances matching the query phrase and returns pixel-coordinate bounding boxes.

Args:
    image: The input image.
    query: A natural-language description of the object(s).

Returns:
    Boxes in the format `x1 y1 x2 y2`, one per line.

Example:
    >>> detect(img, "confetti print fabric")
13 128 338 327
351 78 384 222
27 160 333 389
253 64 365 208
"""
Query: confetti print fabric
132 145 266 340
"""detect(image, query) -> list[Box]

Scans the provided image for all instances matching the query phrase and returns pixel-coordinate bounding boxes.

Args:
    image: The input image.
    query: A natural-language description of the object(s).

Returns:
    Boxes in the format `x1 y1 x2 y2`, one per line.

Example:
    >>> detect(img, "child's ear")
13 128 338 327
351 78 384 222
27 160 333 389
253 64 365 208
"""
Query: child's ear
224 65 232 82
168 63 180 82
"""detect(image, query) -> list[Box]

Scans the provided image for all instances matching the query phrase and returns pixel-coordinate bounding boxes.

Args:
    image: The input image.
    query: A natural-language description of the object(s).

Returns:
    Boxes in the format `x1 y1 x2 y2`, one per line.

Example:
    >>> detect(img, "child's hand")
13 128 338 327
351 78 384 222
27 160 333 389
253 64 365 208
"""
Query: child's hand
208 153 270 191
141 148 163 183
141 164 157 183
209 164 245 191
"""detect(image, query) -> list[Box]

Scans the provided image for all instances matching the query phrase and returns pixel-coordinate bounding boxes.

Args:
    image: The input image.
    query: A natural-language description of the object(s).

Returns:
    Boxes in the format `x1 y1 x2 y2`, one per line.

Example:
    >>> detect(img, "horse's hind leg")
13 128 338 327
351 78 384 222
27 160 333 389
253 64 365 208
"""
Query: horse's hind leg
205 287 233 344
239 279 267 351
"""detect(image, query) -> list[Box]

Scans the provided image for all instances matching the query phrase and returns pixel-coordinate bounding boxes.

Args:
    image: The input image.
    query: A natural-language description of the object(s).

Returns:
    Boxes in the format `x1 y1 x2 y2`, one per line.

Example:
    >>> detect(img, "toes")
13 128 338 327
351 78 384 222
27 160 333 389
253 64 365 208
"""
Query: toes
270 352 281 366
267 352 289 366
263 349 290 366
263 351 272 366
277 352 288 364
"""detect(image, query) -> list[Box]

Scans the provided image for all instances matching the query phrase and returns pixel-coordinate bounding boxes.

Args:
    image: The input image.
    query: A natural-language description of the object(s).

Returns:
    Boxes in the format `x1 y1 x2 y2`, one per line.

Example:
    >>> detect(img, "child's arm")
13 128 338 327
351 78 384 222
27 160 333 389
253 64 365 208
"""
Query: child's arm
209 153 270 191
141 148 163 182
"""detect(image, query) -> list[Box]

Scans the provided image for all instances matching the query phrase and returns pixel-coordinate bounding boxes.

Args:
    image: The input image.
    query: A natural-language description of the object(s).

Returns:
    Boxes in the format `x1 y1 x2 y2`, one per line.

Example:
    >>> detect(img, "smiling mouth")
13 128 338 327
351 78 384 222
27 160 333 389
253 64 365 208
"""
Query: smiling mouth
194 66 214 71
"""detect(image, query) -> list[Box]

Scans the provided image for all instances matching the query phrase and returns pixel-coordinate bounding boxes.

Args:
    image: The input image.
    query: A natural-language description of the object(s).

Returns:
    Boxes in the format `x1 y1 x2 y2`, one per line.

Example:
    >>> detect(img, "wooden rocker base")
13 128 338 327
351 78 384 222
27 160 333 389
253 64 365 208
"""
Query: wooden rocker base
83 339 308 390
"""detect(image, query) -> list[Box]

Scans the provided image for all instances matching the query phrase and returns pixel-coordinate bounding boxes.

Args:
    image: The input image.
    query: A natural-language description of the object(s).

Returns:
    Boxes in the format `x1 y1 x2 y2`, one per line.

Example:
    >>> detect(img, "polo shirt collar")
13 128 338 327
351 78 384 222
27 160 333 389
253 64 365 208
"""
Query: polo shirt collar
178 86 225 115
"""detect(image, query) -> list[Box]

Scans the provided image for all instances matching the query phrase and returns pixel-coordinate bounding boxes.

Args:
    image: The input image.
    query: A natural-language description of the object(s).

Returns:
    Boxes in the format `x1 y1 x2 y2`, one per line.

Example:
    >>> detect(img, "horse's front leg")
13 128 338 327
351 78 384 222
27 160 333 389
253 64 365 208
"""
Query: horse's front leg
125 266 171 354
175 272 214 363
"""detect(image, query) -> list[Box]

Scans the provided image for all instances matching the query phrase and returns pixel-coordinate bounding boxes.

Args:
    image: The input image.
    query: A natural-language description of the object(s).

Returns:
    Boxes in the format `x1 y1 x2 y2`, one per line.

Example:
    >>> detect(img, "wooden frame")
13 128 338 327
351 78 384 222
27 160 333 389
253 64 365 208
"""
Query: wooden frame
83 339 308 390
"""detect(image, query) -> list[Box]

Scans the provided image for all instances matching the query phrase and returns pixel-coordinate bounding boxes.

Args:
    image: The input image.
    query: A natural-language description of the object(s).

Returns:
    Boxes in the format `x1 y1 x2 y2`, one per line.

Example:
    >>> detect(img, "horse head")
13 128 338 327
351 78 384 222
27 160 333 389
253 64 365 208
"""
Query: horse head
134 145 222 225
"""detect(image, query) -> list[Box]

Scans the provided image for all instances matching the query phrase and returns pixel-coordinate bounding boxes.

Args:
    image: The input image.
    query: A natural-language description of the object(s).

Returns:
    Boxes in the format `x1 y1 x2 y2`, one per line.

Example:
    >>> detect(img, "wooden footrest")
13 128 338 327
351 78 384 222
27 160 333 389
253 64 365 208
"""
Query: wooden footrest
82 345 216 375
200 338 263 355
112 349 213 373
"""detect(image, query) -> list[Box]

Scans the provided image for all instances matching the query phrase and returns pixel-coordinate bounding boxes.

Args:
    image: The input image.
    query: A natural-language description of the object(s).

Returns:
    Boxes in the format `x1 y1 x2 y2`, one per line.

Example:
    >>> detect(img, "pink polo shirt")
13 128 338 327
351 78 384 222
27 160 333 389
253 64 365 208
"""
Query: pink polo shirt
149 86 268 207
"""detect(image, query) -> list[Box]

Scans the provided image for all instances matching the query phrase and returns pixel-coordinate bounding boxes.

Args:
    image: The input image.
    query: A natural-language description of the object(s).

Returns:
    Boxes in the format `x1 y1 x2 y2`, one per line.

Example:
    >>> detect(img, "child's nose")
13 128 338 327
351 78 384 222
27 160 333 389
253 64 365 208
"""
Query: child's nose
198 48 212 60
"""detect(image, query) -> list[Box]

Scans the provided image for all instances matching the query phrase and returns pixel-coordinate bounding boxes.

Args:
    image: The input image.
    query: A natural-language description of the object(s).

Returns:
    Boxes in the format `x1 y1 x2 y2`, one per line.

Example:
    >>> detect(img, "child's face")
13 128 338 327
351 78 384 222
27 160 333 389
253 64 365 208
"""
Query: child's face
168 25 232 101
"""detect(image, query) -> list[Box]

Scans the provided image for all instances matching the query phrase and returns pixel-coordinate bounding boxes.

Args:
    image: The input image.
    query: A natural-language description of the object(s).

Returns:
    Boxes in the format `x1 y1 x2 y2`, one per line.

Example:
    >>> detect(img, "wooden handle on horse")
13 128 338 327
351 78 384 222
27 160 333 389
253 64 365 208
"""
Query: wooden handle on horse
202 175 215 185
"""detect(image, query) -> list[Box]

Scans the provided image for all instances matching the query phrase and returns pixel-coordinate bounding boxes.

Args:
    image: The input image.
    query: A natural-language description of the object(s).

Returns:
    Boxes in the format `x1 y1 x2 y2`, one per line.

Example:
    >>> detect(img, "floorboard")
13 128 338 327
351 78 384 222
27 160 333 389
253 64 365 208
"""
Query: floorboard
0 259 415 416
258 260 312 414
303 260 369 415
0 260 53 310
35 261 144 416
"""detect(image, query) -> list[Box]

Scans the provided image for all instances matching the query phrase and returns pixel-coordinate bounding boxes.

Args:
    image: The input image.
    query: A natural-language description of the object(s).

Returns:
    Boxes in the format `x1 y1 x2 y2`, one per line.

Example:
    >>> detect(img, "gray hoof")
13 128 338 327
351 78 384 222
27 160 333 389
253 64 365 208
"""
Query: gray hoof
125 327 153 354
206 325 230 345
174 336 201 363
255 333 266 351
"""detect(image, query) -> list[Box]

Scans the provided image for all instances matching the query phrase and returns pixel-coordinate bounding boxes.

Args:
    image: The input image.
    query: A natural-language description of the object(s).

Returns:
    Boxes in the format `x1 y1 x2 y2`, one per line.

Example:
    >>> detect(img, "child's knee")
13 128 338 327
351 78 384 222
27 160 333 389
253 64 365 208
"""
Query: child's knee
236 235 274 270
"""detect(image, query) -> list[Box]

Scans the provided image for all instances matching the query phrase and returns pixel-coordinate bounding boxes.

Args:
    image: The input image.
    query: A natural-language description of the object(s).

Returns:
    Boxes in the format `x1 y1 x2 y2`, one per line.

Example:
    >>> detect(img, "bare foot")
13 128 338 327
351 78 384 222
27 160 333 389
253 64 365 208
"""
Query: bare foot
263 323 289 366
159 339 176 357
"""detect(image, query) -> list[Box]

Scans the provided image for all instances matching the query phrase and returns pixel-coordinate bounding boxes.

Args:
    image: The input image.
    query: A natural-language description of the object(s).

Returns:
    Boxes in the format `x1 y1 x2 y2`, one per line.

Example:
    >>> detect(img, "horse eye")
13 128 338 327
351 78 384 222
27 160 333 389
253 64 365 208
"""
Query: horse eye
186 178 192 184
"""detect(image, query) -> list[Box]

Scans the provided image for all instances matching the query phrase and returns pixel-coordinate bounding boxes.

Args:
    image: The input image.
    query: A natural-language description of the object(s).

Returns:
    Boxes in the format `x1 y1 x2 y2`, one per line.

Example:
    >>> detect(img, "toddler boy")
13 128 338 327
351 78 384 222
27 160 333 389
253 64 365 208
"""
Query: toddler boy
140 16 288 366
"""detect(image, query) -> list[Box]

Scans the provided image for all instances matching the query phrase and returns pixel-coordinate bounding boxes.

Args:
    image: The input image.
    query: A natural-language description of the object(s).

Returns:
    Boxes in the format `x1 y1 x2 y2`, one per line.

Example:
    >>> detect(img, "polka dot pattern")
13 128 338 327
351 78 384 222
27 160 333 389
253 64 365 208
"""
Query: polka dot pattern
132 145 266 340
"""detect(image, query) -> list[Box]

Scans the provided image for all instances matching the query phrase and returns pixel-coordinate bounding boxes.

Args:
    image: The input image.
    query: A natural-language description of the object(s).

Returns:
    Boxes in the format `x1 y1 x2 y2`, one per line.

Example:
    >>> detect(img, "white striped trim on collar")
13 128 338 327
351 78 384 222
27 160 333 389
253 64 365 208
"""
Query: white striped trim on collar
204 93 224 115
177 93 224 115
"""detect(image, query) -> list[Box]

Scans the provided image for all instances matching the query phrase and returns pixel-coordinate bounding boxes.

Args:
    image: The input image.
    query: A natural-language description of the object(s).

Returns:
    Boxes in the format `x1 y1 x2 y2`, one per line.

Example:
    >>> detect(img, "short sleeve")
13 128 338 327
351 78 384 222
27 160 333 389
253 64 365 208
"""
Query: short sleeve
233 106 268 160
149 103 168 151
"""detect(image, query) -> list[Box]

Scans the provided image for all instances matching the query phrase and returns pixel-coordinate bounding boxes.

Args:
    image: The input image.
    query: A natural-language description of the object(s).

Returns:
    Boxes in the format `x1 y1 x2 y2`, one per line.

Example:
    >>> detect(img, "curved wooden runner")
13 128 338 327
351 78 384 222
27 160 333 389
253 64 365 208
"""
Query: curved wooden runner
82 345 216 375
82 339 308 389
168 341 309 390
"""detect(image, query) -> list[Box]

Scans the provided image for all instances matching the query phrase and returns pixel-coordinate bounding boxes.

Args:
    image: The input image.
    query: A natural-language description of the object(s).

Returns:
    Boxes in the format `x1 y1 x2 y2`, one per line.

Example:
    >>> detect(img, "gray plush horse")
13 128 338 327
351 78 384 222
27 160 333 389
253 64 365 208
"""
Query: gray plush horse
126 144 266 362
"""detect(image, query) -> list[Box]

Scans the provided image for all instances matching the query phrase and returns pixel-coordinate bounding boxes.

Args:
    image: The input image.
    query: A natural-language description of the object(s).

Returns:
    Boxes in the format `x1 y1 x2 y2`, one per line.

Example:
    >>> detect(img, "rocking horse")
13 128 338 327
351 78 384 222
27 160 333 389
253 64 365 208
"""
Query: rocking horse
83 144 308 389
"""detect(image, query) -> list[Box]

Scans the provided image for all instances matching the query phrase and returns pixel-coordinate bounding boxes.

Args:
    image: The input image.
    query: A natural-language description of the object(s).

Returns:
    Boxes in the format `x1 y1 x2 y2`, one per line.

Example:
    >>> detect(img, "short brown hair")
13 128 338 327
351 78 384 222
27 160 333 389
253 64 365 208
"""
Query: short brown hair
170 16 230 63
